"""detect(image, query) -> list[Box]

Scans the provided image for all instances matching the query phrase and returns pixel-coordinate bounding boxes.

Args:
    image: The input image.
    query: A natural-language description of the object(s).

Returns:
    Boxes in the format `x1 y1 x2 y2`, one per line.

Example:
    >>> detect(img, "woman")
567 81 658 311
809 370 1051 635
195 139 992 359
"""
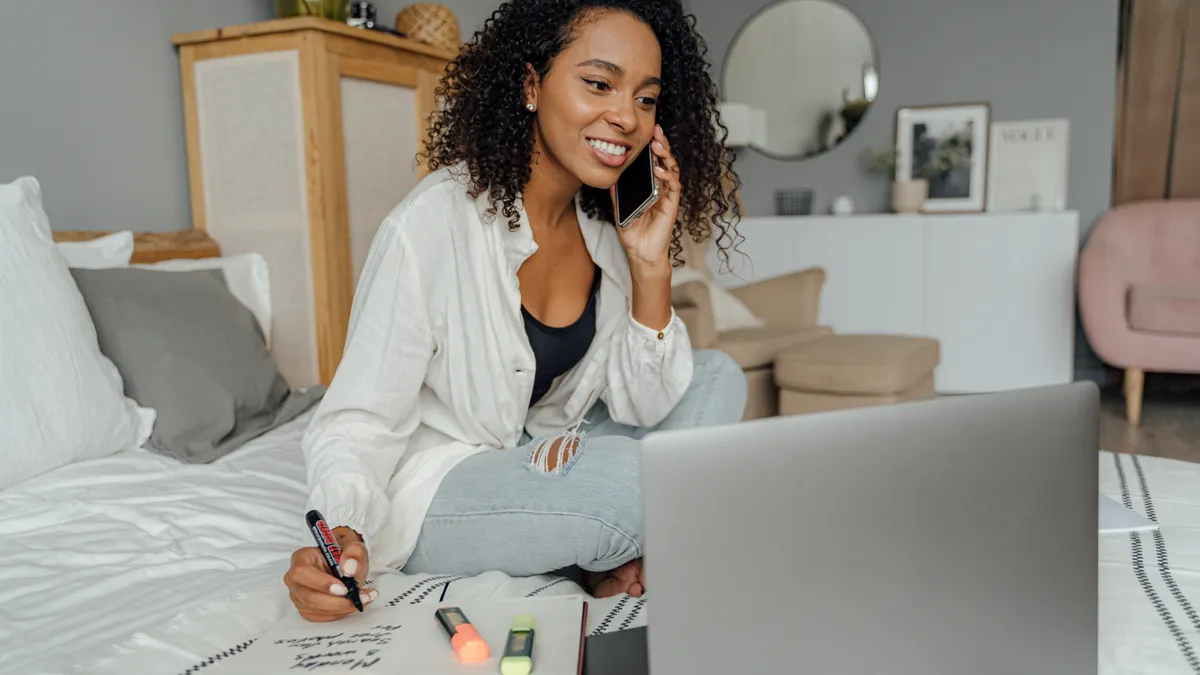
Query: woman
284 0 744 622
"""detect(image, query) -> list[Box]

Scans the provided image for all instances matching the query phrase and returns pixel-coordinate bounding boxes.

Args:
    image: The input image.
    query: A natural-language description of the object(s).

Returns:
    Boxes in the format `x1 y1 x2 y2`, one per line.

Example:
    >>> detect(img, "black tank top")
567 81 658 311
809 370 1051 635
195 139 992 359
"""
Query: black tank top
522 264 601 406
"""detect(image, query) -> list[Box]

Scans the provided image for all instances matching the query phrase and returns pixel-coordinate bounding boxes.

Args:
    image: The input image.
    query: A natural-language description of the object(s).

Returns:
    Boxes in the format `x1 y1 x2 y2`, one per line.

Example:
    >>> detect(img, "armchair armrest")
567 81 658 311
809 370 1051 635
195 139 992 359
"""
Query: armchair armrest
1077 238 1135 366
729 267 825 328
671 279 718 349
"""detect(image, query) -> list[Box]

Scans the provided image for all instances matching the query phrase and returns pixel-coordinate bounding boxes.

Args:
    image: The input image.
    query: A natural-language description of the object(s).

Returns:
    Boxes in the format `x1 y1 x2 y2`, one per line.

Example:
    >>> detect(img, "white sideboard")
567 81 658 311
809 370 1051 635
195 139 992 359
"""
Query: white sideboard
706 212 1081 393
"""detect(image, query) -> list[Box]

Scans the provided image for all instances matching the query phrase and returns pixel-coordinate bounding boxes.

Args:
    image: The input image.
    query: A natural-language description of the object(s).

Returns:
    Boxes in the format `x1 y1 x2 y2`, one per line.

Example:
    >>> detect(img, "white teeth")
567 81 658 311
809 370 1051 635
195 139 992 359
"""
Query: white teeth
588 139 627 156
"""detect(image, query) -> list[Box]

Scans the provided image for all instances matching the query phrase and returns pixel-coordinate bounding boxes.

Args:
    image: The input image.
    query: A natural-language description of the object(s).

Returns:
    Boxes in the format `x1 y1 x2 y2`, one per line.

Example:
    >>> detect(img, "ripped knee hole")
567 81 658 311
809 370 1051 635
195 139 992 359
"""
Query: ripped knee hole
528 434 584 474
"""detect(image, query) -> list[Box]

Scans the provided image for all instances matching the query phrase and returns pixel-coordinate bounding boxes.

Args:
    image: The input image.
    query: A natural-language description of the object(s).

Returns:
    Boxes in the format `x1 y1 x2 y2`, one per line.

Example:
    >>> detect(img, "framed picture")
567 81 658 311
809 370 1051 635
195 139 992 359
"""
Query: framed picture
894 103 991 213
986 119 1070 212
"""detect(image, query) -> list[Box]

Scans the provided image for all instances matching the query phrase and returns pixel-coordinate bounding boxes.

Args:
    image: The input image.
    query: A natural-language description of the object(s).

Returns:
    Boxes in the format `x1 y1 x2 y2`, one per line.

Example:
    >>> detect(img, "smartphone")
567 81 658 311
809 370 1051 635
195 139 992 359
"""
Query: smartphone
614 143 659 228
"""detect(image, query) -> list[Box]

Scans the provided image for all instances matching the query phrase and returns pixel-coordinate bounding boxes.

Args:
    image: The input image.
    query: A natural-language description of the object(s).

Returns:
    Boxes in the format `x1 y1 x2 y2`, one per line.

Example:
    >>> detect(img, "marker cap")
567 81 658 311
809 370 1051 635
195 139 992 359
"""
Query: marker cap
500 655 533 675
509 614 537 632
451 625 489 662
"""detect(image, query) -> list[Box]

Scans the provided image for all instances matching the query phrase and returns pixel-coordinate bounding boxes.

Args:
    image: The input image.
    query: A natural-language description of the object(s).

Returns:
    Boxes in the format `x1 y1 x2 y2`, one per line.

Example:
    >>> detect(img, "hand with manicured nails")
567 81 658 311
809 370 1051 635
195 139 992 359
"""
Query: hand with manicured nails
283 526 378 621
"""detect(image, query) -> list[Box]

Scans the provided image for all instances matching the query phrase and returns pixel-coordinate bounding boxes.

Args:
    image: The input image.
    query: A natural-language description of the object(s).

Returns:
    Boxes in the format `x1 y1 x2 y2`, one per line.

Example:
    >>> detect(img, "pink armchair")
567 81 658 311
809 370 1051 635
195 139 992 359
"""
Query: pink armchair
1078 200 1200 425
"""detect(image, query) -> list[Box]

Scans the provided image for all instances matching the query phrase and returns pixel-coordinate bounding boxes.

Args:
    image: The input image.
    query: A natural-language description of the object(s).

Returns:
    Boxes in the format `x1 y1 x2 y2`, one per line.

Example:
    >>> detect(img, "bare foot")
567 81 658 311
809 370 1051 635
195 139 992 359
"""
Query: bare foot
584 558 646 598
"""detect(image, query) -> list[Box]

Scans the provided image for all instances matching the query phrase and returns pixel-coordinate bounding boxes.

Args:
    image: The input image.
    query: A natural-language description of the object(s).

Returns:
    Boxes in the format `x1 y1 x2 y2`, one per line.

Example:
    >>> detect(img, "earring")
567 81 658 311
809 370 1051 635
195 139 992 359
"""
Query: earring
527 103 536 112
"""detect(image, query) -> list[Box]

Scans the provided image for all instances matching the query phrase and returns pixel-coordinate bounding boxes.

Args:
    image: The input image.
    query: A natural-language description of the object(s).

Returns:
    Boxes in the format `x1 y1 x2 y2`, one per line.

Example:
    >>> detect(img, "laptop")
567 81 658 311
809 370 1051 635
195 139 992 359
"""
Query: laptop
640 382 1099 675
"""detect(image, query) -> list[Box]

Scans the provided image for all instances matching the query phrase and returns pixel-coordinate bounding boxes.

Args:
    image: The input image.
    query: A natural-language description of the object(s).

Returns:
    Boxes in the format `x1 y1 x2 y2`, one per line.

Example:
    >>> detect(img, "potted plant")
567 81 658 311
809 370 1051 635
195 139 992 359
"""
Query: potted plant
276 0 347 20
861 147 925 213
862 134 974 213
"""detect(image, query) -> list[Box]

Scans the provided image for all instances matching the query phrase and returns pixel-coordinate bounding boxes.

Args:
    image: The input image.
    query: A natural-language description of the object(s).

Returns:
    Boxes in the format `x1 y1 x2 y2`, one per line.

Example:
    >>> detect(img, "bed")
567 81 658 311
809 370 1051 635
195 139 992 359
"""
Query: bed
4 177 1200 675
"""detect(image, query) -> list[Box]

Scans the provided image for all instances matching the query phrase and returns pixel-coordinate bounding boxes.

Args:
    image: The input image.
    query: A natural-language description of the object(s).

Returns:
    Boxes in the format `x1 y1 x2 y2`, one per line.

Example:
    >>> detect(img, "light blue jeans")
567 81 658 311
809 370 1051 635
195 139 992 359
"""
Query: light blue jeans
404 350 747 576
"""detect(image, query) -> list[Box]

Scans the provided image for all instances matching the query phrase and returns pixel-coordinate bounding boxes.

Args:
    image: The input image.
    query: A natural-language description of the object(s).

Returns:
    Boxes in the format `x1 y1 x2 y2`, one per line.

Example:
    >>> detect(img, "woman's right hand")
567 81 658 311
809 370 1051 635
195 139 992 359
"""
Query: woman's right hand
283 527 378 622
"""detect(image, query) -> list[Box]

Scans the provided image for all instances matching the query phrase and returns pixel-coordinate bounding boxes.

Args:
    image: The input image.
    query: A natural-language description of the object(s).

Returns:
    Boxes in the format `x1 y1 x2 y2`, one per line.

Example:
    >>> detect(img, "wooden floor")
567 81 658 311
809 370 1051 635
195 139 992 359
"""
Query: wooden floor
1100 372 1200 463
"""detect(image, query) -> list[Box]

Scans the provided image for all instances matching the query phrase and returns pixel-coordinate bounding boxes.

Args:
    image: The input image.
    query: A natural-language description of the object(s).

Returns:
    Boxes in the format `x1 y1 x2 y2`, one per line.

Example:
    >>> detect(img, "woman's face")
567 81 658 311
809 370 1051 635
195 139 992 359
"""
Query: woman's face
528 10 663 190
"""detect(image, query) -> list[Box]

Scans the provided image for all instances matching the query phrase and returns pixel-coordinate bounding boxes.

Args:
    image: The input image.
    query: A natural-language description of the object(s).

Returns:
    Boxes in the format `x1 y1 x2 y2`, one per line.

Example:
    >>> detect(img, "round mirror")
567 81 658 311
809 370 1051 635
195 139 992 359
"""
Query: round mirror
722 0 879 160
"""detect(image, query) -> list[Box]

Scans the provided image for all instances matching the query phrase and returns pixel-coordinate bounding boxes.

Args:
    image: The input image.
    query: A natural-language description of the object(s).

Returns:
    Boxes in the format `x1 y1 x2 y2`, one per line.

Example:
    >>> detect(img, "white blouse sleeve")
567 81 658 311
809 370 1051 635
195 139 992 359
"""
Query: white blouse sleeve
301 217 433 549
601 308 694 427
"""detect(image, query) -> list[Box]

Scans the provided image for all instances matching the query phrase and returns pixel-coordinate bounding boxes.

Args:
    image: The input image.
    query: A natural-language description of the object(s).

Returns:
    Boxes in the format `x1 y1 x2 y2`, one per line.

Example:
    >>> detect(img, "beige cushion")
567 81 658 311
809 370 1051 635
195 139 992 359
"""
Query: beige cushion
714 325 833 370
780 374 935 415
775 334 940 395
1129 284 1200 335
742 367 777 420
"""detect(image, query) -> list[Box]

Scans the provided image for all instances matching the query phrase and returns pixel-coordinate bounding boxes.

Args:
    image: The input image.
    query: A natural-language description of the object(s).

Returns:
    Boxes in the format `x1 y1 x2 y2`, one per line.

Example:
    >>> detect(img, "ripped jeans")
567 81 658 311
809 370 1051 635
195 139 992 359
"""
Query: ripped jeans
403 349 747 577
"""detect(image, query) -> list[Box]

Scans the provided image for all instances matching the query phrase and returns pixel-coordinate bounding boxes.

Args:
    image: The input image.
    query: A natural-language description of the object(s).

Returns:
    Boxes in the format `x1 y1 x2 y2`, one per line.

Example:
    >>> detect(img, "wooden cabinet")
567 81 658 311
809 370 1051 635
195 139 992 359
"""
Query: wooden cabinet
173 18 455 387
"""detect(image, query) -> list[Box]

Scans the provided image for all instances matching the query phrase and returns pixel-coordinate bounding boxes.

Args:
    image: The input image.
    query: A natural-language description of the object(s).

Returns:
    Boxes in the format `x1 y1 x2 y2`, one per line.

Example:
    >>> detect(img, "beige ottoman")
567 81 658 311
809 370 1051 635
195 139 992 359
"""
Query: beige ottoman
775 334 940 415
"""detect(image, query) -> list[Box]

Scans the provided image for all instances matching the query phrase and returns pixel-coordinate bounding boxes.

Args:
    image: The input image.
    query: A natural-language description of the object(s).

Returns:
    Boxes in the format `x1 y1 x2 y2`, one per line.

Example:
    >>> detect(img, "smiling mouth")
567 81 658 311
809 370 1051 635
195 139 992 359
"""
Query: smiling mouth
586 138 630 158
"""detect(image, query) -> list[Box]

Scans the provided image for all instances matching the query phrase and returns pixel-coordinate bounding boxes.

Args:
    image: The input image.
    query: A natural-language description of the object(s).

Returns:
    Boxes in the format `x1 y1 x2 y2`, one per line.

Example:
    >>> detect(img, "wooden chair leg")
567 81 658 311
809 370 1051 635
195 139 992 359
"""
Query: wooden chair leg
1124 367 1144 426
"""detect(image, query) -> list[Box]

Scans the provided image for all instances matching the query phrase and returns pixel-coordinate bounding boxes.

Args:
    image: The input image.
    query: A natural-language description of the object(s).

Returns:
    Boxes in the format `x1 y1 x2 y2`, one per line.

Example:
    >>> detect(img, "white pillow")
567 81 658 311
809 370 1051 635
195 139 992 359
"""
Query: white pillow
0 177 154 491
671 266 765 332
55 231 135 269
134 253 273 348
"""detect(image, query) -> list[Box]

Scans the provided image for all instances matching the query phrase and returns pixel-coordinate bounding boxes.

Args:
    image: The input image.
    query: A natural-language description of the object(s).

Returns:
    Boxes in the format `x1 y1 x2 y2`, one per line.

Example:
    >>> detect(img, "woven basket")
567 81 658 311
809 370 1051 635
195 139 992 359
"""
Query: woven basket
395 3 460 52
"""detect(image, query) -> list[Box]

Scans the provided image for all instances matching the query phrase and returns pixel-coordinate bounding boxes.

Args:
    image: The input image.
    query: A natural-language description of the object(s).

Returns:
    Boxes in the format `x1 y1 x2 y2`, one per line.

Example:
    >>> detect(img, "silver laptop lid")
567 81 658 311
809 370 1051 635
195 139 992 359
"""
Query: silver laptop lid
641 382 1099 675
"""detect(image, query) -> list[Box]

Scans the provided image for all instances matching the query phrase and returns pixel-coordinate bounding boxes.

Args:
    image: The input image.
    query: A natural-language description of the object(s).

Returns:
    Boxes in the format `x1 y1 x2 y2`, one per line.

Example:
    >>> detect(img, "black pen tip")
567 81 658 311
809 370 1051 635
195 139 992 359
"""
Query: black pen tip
344 578 364 612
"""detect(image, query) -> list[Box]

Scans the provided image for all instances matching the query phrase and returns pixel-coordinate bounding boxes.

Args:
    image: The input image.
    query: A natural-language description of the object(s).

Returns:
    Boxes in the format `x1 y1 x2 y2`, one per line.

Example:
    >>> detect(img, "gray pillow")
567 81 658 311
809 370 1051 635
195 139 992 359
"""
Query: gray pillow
69 267 324 463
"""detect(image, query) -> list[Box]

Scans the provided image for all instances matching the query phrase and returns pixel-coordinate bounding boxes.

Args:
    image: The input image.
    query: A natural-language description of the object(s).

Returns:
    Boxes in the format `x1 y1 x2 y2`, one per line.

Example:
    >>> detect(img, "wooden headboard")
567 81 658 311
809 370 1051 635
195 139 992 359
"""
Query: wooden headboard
52 230 221 264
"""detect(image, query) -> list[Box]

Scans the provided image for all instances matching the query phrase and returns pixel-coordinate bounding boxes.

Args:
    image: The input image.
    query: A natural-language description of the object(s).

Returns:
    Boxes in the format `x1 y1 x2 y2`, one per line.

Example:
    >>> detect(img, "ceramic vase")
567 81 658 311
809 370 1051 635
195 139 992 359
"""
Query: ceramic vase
891 179 928 213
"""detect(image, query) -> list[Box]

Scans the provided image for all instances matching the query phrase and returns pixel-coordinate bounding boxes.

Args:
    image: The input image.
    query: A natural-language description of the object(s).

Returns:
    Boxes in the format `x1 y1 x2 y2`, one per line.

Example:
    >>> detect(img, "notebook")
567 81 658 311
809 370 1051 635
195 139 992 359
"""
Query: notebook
225 595 588 674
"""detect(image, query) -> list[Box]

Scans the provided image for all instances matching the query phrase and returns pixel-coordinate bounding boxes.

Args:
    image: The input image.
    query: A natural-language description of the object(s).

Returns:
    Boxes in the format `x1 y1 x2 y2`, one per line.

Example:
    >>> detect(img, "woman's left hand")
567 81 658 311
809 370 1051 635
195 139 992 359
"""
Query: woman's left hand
611 124 680 276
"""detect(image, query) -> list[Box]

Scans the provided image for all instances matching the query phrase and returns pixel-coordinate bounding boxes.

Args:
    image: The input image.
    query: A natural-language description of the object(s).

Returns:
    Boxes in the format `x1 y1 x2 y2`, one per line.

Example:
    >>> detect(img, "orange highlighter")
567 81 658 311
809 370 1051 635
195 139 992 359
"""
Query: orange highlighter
435 606 490 662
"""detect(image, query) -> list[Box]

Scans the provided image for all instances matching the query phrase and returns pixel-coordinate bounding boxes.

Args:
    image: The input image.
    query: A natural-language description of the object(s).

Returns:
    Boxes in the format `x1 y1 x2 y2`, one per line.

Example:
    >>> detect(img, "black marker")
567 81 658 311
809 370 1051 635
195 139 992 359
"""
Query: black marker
306 509 363 612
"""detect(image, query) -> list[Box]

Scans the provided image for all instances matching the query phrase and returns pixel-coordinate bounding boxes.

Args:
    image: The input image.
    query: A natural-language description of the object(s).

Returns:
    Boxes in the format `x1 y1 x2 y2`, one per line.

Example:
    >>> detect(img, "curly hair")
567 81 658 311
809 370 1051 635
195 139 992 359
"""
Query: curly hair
419 0 742 266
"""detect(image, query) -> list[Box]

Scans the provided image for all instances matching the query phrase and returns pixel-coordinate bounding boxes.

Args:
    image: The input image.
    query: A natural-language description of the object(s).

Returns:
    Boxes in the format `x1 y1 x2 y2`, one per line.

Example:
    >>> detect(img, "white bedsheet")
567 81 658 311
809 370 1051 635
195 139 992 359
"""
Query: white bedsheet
0 411 316 675
0 410 631 675
3 410 1199 675
1100 451 1200 675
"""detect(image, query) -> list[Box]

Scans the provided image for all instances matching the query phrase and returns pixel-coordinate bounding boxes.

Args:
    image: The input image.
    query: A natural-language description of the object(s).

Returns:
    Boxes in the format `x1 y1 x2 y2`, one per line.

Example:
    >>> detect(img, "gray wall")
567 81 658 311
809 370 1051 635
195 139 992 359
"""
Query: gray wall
2 0 1118 236
0 0 495 233
691 0 1119 234
0 1 275 232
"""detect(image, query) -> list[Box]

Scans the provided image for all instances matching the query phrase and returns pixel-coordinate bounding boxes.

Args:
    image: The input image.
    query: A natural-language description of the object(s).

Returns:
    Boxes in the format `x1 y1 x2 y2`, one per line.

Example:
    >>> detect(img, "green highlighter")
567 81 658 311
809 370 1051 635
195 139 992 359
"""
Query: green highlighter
499 614 537 675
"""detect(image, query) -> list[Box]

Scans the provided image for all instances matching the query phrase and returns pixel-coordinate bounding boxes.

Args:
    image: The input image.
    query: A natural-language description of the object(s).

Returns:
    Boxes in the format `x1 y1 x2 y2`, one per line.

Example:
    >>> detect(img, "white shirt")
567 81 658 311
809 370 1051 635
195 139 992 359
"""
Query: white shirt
302 166 695 570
